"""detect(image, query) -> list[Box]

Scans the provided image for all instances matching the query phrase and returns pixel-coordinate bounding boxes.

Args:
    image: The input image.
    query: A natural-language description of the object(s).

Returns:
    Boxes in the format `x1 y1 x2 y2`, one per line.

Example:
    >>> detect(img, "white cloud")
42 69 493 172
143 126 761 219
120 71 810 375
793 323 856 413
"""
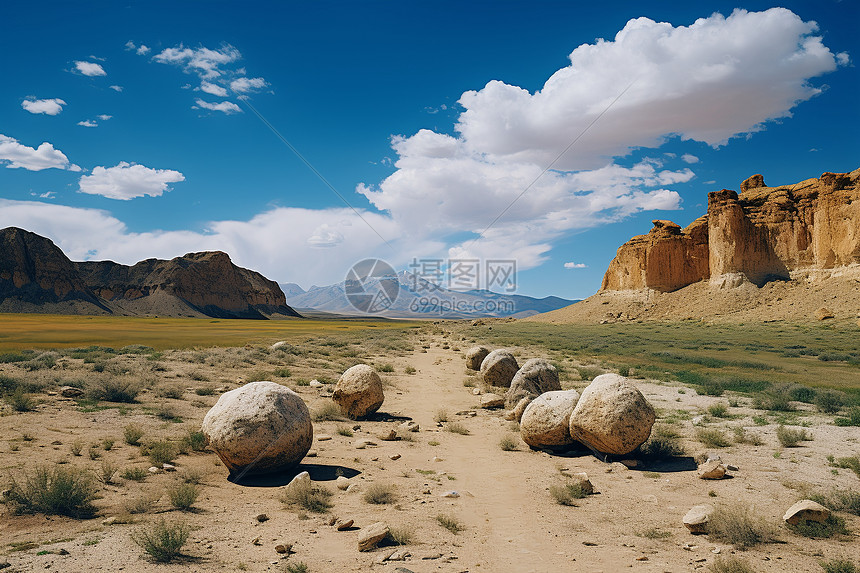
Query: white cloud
681 153 699 164
153 44 241 79
97 114 112 121
194 99 242 114
564 262 587 269
230 77 267 93
78 162 185 200
0 134 80 171
77 120 97 127
38 191 56 199
109 85 123 92
74 61 106 76
126 40 152 56
199 81 228 97
307 224 345 248
21 98 66 115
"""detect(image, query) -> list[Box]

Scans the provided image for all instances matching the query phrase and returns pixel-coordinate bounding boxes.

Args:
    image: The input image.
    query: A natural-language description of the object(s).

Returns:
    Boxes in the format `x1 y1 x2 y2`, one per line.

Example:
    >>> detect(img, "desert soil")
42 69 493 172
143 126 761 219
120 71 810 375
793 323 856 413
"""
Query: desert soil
1 333 859 572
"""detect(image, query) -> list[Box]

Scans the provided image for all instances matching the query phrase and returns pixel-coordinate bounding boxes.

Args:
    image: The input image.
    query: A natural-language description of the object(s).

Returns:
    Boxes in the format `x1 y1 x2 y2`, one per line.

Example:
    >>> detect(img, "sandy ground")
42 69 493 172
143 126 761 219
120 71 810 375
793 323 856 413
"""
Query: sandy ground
1 334 859 572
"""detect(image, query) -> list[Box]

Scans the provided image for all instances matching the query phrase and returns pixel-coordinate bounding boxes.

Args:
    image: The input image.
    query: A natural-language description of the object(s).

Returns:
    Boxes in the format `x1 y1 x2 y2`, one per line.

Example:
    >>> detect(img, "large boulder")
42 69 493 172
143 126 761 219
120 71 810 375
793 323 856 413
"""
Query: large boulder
332 364 385 419
465 346 490 370
480 350 519 388
568 373 655 455
202 381 312 476
783 499 831 525
520 389 581 449
506 358 561 408
683 504 715 534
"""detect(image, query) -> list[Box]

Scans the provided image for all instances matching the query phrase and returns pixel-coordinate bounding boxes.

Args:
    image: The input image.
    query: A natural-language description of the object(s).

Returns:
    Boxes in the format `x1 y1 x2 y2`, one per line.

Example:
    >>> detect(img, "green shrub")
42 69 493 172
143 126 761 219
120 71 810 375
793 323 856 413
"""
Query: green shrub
281 480 333 513
816 390 847 414
363 483 398 505
834 407 860 427
788 384 816 403
376 363 395 373
776 425 811 447
183 430 207 452
550 481 589 506
499 435 519 451
312 402 345 422
707 504 776 549
708 402 729 418
4 466 97 518
436 513 463 534
639 425 685 458
88 377 142 403
5 389 36 412
95 460 118 485
120 467 148 482
286 563 309 573
788 515 849 538
167 482 199 511
820 559 857 573
709 556 757 573
131 519 189 562
124 424 144 446
143 440 179 465
695 427 731 448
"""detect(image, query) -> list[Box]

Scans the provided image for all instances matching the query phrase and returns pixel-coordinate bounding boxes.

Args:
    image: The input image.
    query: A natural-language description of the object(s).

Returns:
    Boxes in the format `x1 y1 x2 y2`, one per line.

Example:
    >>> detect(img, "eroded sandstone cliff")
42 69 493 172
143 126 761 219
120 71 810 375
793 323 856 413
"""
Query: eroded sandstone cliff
601 168 860 292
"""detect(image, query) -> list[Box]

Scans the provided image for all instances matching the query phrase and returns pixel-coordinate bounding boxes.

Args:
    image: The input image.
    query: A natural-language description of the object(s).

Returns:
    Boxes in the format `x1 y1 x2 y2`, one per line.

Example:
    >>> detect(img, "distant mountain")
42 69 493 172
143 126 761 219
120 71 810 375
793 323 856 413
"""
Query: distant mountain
279 282 306 298
288 270 577 318
0 227 301 319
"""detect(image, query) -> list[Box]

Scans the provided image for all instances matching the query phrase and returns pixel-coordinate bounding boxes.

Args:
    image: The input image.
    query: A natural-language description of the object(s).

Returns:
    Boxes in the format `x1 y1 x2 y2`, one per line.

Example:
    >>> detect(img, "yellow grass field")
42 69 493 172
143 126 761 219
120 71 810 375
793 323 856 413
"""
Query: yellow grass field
0 313 420 351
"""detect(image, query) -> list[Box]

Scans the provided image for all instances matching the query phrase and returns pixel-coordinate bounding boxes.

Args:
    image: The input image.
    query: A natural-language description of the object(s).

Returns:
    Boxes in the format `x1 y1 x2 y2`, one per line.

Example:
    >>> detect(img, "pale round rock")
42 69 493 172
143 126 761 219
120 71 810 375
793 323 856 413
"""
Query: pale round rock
201 381 312 476
506 358 561 408
569 373 656 455
480 349 519 388
333 364 384 419
465 346 490 370
520 389 581 449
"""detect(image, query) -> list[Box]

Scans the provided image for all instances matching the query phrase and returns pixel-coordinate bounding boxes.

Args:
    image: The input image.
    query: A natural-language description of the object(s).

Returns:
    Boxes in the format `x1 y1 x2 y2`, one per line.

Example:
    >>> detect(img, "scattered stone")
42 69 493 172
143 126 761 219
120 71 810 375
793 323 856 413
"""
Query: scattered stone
398 421 419 433
274 543 293 554
377 429 398 441
422 488 431 494
309 380 324 388
683 504 715 534
162 463 176 472
317 434 332 441
102 517 117 526
433 456 443 462
705 453 721 463
519 389 581 449
569 374 656 455
479 349 519 388
698 460 727 480
636 556 649 561
306 451 317 457
202 381 313 475
376 550 396 564
346 483 360 493
394 568 416 573
440 491 460 498
256 513 269 522
472 388 482 396
358 522 390 551
333 364 385 419
569 472 594 495
465 346 490 370
421 552 443 560
783 499 831 525
480 393 505 409
389 453 401 460
59 386 84 398
389 550 409 561
147 466 161 474
251 536 262 546
816 307 835 321
336 476 351 490
506 358 561 408
355 439 378 449
270 341 288 350
726 464 739 472
336 519 354 531
283 471 311 497
691 415 706 426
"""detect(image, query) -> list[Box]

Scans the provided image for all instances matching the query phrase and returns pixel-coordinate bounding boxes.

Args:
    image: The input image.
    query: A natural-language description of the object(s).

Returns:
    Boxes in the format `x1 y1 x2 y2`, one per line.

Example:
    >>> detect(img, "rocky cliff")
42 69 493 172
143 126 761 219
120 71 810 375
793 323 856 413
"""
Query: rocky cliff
0 227 301 319
601 168 860 292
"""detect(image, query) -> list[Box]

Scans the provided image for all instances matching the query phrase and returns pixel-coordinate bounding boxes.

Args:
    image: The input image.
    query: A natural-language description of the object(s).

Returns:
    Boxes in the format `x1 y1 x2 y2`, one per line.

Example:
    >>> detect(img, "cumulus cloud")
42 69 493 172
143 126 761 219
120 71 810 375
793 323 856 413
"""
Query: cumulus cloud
230 77 267 93
21 98 66 115
126 41 151 56
564 262 587 269
153 44 241 79
307 224 345 248
78 162 185 200
109 85 123 92
98 114 112 121
681 153 699 164
199 81 228 97
77 120 97 127
194 99 242 114
0 134 80 171
74 61 106 76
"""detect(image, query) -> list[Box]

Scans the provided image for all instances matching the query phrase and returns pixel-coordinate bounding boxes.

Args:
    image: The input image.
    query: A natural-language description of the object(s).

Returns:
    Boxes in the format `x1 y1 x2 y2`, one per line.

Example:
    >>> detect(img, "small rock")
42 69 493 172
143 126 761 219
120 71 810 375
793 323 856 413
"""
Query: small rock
472 388 482 396
101 517 117 526
394 568 416 573
421 552 443 560
683 504 715 534
256 513 269 522
389 550 409 560
251 536 262 546
569 472 594 495
358 522 390 551
816 307 834 320
317 434 332 441
692 415 706 426
705 453 721 463
309 380 324 388
698 460 727 480
783 499 831 525
440 491 460 498
398 421 419 433
480 393 505 409
274 543 293 554
162 463 176 472
283 471 311 496
636 556 649 561
336 476 351 490
726 464 739 472
377 429 398 441
376 550 396 564
389 454 401 461
147 466 161 474
355 439 378 449
60 386 84 398
336 519 354 531
346 483 360 493
433 456 443 462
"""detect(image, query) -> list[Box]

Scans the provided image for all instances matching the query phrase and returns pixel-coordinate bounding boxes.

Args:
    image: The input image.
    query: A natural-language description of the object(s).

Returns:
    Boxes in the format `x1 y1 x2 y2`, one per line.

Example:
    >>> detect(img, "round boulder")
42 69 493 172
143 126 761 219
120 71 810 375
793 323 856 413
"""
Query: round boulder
202 381 312 476
506 358 561 408
520 389 581 449
332 364 385 419
569 373 655 455
480 350 519 388
465 346 490 370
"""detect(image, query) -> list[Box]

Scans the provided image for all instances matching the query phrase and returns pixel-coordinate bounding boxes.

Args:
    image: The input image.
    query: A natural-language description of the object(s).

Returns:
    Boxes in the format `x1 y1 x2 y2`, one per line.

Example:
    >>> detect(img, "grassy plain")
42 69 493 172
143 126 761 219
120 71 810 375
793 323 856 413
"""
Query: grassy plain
0 313 420 351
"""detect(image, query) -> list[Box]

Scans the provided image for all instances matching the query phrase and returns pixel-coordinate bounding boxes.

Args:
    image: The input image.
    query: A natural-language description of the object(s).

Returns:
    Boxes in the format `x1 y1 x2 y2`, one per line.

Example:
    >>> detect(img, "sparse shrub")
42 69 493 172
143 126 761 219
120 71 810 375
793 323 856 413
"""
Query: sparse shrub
5 389 36 412
709 556 757 573
695 427 731 448
404 366 416 375
312 402 345 422
436 513 463 534
376 363 394 373
387 525 415 545
575 366 604 381
88 377 142 403
125 493 156 514
820 559 857 573
183 430 207 452
732 426 763 446
167 482 199 510
70 440 83 456
124 424 144 446
788 514 849 538
637 527 671 539
102 438 114 451
281 480 333 513
447 422 469 435
834 407 860 427
95 460 118 485
708 402 729 418
816 390 847 414
363 483 398 505
434 409 449 423
88 446 101 460
831 456 860 478
157 385 184 399
499 435 519 451
4 466 97 518
336 426 353 437
155 406 182 423
707 504 776 548
131 519 190 562
776 425 811 447
639 425 685 458
143 440 179 465
273 368 292 378
194 387 215 396
120 467 148 482
788 384 817 403
550 481 589 506
286 562 309 573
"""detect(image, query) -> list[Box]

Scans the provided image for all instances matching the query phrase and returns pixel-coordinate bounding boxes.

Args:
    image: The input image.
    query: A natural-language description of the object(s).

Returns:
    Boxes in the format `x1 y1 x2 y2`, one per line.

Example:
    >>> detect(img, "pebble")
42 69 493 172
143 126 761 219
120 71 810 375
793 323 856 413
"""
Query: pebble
274 544 292 554
309 380 324 388
355 439 378 449
336 519 354 531
251 536 262 546
378 429 398 441
440 491 460 498
389 453 401 460
256 514 269 522
433 456 443 462
317 434 332 441
162 463 176 472
147 466 161 474
335 476 351 490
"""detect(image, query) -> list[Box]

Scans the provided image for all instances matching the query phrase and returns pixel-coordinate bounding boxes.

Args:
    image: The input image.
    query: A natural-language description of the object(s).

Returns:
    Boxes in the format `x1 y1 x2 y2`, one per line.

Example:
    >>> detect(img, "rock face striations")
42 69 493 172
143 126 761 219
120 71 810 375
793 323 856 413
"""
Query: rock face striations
602 169 860 292
0 227 301 319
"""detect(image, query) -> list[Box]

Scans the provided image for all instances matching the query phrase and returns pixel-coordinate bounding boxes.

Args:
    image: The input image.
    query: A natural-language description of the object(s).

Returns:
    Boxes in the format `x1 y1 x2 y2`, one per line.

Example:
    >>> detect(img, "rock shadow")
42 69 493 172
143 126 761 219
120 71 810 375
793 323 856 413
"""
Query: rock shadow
635 456 698 473
228 463 361 487
363 411 411 423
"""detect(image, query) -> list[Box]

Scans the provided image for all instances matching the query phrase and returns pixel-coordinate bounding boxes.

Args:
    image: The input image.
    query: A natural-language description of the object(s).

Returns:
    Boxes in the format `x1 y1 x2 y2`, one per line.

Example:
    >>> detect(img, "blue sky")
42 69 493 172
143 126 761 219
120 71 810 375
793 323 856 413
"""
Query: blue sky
0 1 857 299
